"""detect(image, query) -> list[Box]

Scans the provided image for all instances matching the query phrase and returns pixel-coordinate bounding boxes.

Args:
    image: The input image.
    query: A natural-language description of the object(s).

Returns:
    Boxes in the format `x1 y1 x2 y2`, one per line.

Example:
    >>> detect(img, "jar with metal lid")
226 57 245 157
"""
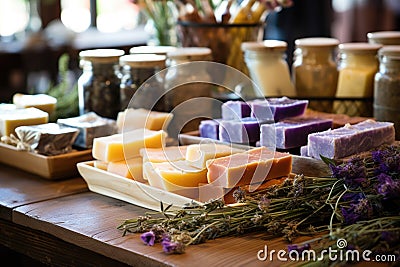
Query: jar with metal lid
119 54 166 111
374 45 400 140
164 47 213 134
241 40 296 97
335 43 382 116
292 37 339 99
367 31 400 45
129 45 177 56
78 49 124 119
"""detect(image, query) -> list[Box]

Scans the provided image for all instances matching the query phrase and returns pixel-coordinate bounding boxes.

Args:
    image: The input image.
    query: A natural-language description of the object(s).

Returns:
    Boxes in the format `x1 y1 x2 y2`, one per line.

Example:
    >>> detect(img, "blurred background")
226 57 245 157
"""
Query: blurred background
0 0 399 103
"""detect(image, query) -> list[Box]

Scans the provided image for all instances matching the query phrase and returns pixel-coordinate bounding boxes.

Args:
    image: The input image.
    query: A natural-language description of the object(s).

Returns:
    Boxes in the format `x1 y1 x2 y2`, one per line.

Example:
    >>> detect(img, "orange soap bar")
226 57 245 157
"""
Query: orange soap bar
107 157 145 182
206 147 292 188
140 145 188 163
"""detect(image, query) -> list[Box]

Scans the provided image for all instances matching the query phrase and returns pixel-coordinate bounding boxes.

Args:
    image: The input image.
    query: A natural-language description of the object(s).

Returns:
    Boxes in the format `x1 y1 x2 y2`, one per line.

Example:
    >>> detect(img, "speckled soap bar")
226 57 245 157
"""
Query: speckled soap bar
199 119 222 140
260 117 333 149
221 101 251 120
250 97 309 122
307 119 395 159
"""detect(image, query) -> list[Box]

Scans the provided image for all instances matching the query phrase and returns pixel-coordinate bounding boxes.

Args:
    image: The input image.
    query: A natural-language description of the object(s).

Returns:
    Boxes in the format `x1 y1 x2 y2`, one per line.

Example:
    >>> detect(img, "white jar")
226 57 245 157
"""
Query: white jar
242 40 295 97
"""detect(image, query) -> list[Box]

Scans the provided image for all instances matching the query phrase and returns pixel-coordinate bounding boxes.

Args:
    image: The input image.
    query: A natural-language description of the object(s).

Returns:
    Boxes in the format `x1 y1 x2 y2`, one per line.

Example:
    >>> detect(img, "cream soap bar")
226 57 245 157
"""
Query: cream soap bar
307 119 395 159
0 107 48 136
107 157 145 182
13 93 57 116
143 160 207 191
140 145 188 163
116 108 173 132
186 143 245 169
57 112 117 148
206 147 292 188
92 128 166 162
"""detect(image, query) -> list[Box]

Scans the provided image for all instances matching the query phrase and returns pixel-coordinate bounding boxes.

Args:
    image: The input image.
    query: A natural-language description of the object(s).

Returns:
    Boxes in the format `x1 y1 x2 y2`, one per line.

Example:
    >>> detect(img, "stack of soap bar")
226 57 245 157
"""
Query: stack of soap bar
186 143 244 169
199 119 221 140
15 123 79 155
219 117 266 144
250 97 309 122
13 93 57 116
144 160 207 192
107 157 145 182
260 117 333 149
221 101 251 120
0 107 48 136
116 108 173 132
0 103 16 111
57 112 117 148
206 147 292 187
140 145 188 163
306 119 395 159
92 128 166 162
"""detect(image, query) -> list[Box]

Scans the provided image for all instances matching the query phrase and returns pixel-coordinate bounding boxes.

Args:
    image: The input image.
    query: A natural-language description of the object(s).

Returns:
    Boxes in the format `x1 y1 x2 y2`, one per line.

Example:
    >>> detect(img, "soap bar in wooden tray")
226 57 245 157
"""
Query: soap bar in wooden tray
0 142 92 179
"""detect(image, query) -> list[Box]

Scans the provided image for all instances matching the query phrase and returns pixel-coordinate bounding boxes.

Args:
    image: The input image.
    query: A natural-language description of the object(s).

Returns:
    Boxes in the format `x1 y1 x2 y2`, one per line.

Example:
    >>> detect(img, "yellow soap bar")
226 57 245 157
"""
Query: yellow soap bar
206 147 292 188
116 108 173 132
140 145 188 163
107 157 145 182
13 93 57 116
0 107 49 136
143 160 207 191
186 143 245 169
92 128 166 162
94 160 108 171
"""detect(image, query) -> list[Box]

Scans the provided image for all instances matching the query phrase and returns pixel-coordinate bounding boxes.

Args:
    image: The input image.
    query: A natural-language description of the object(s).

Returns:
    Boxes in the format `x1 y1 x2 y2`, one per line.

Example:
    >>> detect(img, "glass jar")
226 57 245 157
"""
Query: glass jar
367 31 400 45
119 54 166 111
241 40 296 97
335 43 382 116
292 37 339 98
129 45 177 56
164 47 213 134
78 49 124 119
374 45 400 140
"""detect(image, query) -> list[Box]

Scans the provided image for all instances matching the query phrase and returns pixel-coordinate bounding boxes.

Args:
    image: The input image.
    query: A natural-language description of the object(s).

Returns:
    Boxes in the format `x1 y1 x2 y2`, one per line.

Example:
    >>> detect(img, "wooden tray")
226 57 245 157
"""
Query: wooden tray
0 142 93 180
77 161 201 212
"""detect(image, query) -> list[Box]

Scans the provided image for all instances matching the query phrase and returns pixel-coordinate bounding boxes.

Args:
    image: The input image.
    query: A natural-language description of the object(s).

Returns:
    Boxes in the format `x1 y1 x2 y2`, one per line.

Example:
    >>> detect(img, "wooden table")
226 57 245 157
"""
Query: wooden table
0 163 388 267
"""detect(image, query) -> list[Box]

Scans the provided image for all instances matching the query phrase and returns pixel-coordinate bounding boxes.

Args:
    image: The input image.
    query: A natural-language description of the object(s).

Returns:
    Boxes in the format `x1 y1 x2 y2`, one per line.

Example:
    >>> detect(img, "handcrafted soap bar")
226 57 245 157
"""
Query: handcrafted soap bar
219 117 265 144
307 119 395 159
116 108 173 132
207 147 292 187
186 143 244 169
221 101 251 120
15 123 79 155
260 117 333 149
250 97 309 122
107 157 145 182
140 145 188 163
57 112 117 148
92 128 166 162
94 160 108 171
0 107 48 137
13 93 57 116
143 160 207 191
199 119 221 140
0 104 16 111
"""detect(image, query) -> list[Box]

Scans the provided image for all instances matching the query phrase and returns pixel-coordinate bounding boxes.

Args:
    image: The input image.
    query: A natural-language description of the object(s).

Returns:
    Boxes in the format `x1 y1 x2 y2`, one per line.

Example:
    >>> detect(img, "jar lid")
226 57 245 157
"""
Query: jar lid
295 37 340 47
367 31 400 45
378 45 400 58
79 49 125 63
119 54 166 68
338 42 382 54
166 47 213 61
241 40 287 52
130 45 177 55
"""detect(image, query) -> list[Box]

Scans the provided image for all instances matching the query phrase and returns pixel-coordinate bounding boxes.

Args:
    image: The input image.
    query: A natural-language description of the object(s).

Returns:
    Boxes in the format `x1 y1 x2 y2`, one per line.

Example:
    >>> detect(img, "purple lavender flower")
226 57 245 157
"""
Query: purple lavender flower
381 231 400 246
161 240 185 254
258 195 271 212
341 197 374 224
330 158 368 188
372 148 400 175
288 243 311 253
140 231 156 246
376 173 400 199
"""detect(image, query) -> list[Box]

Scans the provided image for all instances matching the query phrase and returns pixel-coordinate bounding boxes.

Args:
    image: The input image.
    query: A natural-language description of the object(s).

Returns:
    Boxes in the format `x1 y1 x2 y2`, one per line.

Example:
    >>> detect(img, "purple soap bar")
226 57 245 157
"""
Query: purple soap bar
219 117 264 144
307 119 395 159
300 145 309 157
221 101 251 120
260 117 333 149
250 97 309 122
199 119 221 140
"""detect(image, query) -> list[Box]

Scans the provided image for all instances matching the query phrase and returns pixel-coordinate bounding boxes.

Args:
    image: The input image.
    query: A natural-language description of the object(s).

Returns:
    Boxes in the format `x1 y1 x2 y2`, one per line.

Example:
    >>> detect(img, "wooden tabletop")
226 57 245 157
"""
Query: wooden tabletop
0 163 389 267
